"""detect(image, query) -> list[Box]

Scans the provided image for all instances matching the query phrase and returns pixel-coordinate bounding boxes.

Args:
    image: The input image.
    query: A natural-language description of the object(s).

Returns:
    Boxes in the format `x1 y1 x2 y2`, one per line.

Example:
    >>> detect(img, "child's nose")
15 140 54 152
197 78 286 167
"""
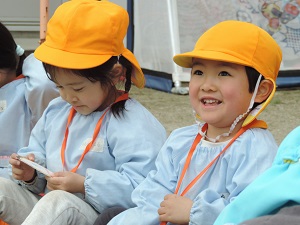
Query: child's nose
201 76 217 92
61 92 76 103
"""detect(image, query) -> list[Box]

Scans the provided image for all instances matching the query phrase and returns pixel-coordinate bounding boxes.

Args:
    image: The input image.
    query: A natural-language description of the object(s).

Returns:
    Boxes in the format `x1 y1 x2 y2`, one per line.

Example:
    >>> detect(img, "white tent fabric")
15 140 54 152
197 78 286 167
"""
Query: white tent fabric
133 0 300 91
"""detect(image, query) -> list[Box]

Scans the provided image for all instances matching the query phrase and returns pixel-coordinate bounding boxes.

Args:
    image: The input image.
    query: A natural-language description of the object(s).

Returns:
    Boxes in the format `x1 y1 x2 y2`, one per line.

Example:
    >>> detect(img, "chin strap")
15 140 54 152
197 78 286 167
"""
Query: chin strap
197 74 263 143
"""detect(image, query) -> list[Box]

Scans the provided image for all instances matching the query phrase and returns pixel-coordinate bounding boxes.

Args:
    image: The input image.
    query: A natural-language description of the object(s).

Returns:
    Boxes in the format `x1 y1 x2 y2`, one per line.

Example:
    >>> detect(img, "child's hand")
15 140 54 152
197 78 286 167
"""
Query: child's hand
158 194 193 224
46 171 85 194
10 153 36 182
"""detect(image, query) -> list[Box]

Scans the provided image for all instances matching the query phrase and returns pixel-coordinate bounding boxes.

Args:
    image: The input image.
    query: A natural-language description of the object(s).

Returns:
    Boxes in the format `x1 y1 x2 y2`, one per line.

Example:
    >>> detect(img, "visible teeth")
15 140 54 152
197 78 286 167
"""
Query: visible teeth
204 99 218 104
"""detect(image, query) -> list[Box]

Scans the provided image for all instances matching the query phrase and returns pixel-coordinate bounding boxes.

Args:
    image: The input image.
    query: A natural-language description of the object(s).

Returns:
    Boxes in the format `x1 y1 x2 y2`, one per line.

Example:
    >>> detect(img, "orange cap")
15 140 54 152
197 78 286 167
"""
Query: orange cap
34 0 145 88
173 20 282 126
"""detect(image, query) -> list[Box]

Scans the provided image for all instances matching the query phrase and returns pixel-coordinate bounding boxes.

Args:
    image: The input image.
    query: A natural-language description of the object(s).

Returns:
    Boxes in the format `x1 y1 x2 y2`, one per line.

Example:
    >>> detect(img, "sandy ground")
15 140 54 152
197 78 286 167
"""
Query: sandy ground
130 85 300 145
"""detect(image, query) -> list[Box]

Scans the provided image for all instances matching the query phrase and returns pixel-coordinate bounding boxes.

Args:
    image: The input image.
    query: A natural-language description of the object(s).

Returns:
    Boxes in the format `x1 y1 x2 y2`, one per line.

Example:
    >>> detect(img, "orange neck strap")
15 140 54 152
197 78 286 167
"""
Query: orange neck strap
61 92 128 173
160 119 266 225
14 74 25 81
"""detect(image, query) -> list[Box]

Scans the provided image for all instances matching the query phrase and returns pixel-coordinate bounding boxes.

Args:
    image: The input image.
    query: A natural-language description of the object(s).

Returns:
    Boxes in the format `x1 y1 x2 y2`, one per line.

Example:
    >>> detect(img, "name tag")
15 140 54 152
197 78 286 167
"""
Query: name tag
80 138 104 152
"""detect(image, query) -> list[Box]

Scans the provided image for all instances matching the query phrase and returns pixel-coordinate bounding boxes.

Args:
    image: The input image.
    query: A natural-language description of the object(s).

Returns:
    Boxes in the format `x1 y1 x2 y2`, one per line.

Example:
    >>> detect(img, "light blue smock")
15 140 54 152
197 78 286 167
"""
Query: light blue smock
14 96 167 213
0 53 58 178
214 126 300 225
109 123 278 225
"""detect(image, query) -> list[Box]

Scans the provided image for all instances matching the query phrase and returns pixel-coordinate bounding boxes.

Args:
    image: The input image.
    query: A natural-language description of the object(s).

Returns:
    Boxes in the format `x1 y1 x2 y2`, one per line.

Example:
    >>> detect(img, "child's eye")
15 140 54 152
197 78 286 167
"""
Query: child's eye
192 69 203 76
56 86 63 89
73 87 83 92
219 71 230 76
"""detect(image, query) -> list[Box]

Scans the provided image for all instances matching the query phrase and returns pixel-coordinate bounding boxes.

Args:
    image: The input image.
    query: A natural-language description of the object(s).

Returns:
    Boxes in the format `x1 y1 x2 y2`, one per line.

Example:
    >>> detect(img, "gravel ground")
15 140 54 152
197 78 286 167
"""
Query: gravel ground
130 85 300 145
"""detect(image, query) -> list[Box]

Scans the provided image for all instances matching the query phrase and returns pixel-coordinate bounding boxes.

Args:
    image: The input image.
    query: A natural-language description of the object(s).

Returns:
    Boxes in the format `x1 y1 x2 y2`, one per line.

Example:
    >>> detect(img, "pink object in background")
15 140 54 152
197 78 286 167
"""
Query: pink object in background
39 0 49 44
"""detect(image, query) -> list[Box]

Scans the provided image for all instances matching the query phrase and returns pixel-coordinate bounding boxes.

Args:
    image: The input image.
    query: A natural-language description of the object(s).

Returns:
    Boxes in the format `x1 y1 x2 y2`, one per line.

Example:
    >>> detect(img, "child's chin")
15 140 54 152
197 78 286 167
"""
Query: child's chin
75 108 92 116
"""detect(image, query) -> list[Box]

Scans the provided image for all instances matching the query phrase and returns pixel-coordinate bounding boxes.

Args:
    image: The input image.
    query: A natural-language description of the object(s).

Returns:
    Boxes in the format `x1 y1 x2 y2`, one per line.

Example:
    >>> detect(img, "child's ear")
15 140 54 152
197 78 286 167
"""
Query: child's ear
255 79 274 103
111 63 124 75
111 63 126 84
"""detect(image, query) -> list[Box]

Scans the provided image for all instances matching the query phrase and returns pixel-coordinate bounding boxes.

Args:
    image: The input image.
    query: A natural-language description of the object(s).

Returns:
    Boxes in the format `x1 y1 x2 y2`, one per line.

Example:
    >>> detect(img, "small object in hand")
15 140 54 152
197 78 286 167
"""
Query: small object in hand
16 155 54 177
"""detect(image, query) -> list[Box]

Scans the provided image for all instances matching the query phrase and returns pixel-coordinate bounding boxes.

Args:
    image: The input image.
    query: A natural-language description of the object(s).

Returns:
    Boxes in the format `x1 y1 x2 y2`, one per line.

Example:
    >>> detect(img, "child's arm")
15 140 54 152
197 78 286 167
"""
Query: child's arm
83 102 167 213
107 127 193 225
107 149 176 224
12 108 50 194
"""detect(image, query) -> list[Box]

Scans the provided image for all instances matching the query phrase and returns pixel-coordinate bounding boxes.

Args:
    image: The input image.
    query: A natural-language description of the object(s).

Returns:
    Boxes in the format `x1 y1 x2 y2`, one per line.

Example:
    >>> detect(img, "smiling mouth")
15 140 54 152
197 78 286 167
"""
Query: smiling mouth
201 99 222 105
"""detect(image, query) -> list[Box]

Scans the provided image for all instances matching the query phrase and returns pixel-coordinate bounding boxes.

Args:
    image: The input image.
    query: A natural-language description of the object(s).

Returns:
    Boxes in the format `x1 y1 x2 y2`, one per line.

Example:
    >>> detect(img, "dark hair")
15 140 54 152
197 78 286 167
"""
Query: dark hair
0 21 26 75
245 66 265 109
43 55 133 118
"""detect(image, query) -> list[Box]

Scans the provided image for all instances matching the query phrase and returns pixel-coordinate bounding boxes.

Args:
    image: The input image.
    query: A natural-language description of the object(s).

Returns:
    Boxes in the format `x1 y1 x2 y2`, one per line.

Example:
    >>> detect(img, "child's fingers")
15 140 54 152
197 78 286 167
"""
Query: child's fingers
9 153 21 166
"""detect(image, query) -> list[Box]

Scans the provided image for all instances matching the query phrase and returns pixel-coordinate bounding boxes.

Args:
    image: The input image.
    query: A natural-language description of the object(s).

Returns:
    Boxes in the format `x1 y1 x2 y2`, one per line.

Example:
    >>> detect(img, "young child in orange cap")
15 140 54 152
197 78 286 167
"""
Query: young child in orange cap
103 20 282 225
0 1 166 224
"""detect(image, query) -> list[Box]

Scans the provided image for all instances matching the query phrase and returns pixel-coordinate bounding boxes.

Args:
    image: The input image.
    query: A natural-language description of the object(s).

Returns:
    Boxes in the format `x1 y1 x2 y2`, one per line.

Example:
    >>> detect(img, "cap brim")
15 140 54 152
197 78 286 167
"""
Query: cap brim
35 44 145 89
34 42 112 69
173 50 253 69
